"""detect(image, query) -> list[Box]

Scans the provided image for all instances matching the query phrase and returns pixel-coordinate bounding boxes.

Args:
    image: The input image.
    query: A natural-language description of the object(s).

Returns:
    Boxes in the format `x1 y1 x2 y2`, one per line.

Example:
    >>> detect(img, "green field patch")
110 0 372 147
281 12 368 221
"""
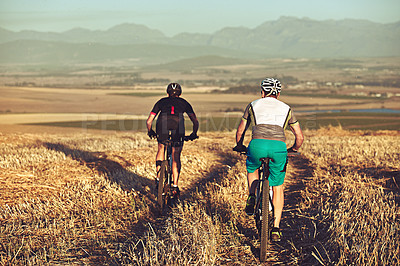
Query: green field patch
299 112 400 130
312 112 399 118
26 113 399 132
28 120 148 131
285 92 380 100
26 116 243 132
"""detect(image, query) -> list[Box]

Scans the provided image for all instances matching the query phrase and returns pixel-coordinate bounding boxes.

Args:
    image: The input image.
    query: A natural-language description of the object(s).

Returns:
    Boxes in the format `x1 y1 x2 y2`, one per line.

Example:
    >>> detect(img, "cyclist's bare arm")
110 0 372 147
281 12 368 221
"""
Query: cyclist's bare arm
146 112 156 132
236 118 250 145
289 122 304 151
188 113 199 135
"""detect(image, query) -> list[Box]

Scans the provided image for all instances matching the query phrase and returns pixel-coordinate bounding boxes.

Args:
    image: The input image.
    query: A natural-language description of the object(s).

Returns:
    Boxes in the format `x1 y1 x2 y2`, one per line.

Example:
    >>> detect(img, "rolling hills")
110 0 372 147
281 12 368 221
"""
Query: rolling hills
1 16 399 65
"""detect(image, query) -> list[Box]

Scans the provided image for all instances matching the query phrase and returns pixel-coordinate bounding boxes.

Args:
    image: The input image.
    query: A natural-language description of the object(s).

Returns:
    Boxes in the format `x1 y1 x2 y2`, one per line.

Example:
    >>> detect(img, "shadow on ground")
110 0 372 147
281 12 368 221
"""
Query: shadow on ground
43 142 154 193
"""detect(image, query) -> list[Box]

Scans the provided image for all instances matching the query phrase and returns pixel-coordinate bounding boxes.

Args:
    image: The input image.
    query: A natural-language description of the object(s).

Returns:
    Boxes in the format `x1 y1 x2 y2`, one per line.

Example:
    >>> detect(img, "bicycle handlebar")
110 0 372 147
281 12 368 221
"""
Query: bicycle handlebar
287 147 299 153
233 144 247 154
148 132 199 142
287 147 301 156
183 135 199 141
233 144 300 155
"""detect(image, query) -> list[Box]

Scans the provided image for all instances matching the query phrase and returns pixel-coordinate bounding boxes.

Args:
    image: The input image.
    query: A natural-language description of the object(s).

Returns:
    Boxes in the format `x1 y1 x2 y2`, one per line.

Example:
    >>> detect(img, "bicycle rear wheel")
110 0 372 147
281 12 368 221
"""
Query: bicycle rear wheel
260 178 270 262
158 161 169 209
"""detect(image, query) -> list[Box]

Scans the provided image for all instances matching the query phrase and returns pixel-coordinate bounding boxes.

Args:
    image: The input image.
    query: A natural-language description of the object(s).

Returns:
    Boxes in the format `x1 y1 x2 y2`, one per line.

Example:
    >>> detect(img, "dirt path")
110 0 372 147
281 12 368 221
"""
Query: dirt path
271 154 331 265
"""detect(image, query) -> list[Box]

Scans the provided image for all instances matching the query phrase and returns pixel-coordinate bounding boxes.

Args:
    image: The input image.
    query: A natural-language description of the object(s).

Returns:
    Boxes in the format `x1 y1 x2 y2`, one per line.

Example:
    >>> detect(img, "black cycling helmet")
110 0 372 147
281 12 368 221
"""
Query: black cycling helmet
167 83 182 97
261 78 281 96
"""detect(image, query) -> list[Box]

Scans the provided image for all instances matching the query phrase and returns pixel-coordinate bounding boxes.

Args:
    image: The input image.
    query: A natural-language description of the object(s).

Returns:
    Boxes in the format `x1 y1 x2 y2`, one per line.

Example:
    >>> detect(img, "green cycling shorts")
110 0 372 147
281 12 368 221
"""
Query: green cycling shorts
246 139 288 186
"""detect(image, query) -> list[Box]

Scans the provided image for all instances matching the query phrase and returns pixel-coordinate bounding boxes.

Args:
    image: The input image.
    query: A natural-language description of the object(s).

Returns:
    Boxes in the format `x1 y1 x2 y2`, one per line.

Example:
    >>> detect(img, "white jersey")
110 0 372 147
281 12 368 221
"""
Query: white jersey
242 97 298 141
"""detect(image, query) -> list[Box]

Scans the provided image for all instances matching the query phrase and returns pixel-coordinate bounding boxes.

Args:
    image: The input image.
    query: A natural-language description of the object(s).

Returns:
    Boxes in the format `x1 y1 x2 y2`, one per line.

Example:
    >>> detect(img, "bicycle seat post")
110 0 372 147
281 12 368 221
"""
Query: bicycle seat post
259 158 271 181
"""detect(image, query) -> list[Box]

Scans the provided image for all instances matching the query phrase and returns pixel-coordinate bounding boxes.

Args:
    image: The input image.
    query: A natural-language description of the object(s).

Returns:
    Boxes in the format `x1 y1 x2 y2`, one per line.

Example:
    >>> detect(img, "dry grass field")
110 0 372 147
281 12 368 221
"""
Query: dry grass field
0 57 399 264
0 126 398 265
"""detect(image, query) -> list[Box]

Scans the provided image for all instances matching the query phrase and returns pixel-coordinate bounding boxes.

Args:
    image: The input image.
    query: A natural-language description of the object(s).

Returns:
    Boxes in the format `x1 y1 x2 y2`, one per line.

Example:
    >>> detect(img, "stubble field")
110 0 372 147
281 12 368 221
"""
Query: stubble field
1 57 399 265
0 126 398 265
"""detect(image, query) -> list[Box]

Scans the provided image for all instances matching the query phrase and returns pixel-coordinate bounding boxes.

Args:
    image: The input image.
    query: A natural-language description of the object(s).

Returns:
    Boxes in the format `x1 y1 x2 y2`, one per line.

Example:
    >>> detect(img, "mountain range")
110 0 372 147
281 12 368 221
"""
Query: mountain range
0 16 399 65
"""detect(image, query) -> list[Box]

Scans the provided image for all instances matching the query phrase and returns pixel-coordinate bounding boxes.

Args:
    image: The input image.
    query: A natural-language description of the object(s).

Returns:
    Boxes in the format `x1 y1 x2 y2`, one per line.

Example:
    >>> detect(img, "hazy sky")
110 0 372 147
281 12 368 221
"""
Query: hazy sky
1 0 399 36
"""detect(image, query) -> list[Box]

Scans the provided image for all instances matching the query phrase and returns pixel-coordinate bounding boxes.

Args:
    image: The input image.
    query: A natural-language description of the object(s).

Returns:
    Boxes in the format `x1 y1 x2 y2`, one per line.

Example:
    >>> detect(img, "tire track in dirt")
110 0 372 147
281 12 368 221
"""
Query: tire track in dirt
274 154 331 265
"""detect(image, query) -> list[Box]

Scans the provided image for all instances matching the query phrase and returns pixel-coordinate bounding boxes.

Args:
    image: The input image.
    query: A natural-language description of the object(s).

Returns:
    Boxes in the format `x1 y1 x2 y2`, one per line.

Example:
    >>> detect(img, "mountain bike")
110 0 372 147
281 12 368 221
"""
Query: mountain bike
156 131 197 210
256 157 274 262
234 145 297 262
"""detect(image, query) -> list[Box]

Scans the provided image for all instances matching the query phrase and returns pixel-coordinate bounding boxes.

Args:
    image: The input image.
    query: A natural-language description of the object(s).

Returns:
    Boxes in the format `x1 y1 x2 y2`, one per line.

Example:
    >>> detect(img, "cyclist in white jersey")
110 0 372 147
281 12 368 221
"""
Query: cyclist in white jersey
234 78 304 241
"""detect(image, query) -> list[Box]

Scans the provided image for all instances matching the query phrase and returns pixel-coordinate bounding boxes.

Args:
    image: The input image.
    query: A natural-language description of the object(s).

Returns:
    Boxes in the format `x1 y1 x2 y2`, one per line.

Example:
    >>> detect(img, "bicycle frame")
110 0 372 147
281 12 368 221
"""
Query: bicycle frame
157 131 196 210
257 159 274 213
157 134 174 210
163 139 173 184
255 160 269 213
255 158 274 262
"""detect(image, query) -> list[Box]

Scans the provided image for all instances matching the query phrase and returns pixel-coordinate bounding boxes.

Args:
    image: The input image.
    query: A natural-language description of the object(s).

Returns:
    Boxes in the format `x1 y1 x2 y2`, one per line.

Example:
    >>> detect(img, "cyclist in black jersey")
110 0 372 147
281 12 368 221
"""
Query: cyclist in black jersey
146 83 199 199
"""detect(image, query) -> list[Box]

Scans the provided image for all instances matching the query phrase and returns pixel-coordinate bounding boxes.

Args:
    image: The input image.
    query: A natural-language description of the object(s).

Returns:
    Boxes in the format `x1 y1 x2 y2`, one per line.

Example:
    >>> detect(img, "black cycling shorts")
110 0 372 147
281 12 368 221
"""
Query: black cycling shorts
157 129 184 147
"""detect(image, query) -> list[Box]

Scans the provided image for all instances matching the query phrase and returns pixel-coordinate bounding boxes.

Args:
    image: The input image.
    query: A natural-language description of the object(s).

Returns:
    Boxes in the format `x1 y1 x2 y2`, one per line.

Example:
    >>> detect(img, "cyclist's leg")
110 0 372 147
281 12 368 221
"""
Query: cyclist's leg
155 142 165 177
271 185 284 227
245 139 264 214
247 170 259 195
155 127 168 178
171 145 182 185
268 141 287 229
170 130 184 186
246 139 264 194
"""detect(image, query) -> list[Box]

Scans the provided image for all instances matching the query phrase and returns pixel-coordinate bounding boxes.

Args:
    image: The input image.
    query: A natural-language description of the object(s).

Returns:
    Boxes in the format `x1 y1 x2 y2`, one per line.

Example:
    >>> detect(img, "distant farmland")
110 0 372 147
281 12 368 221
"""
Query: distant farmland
23 111 400 132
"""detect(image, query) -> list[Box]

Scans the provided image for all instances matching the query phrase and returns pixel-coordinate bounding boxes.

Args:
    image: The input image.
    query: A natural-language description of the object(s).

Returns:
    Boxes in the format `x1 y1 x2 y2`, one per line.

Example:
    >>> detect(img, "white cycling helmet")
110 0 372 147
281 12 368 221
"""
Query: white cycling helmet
261 78 281 96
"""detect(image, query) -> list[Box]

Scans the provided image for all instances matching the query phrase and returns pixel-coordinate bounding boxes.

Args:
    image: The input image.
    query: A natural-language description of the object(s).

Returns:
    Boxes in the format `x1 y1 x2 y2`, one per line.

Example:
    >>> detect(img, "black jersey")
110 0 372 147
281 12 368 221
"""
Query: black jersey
150 97 194 135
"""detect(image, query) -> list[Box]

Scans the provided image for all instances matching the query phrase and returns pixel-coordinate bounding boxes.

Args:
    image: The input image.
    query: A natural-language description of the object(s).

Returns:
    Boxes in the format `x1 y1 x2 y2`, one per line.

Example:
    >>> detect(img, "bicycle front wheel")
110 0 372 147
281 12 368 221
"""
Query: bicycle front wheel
260 179 270 262
158 161 169 209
